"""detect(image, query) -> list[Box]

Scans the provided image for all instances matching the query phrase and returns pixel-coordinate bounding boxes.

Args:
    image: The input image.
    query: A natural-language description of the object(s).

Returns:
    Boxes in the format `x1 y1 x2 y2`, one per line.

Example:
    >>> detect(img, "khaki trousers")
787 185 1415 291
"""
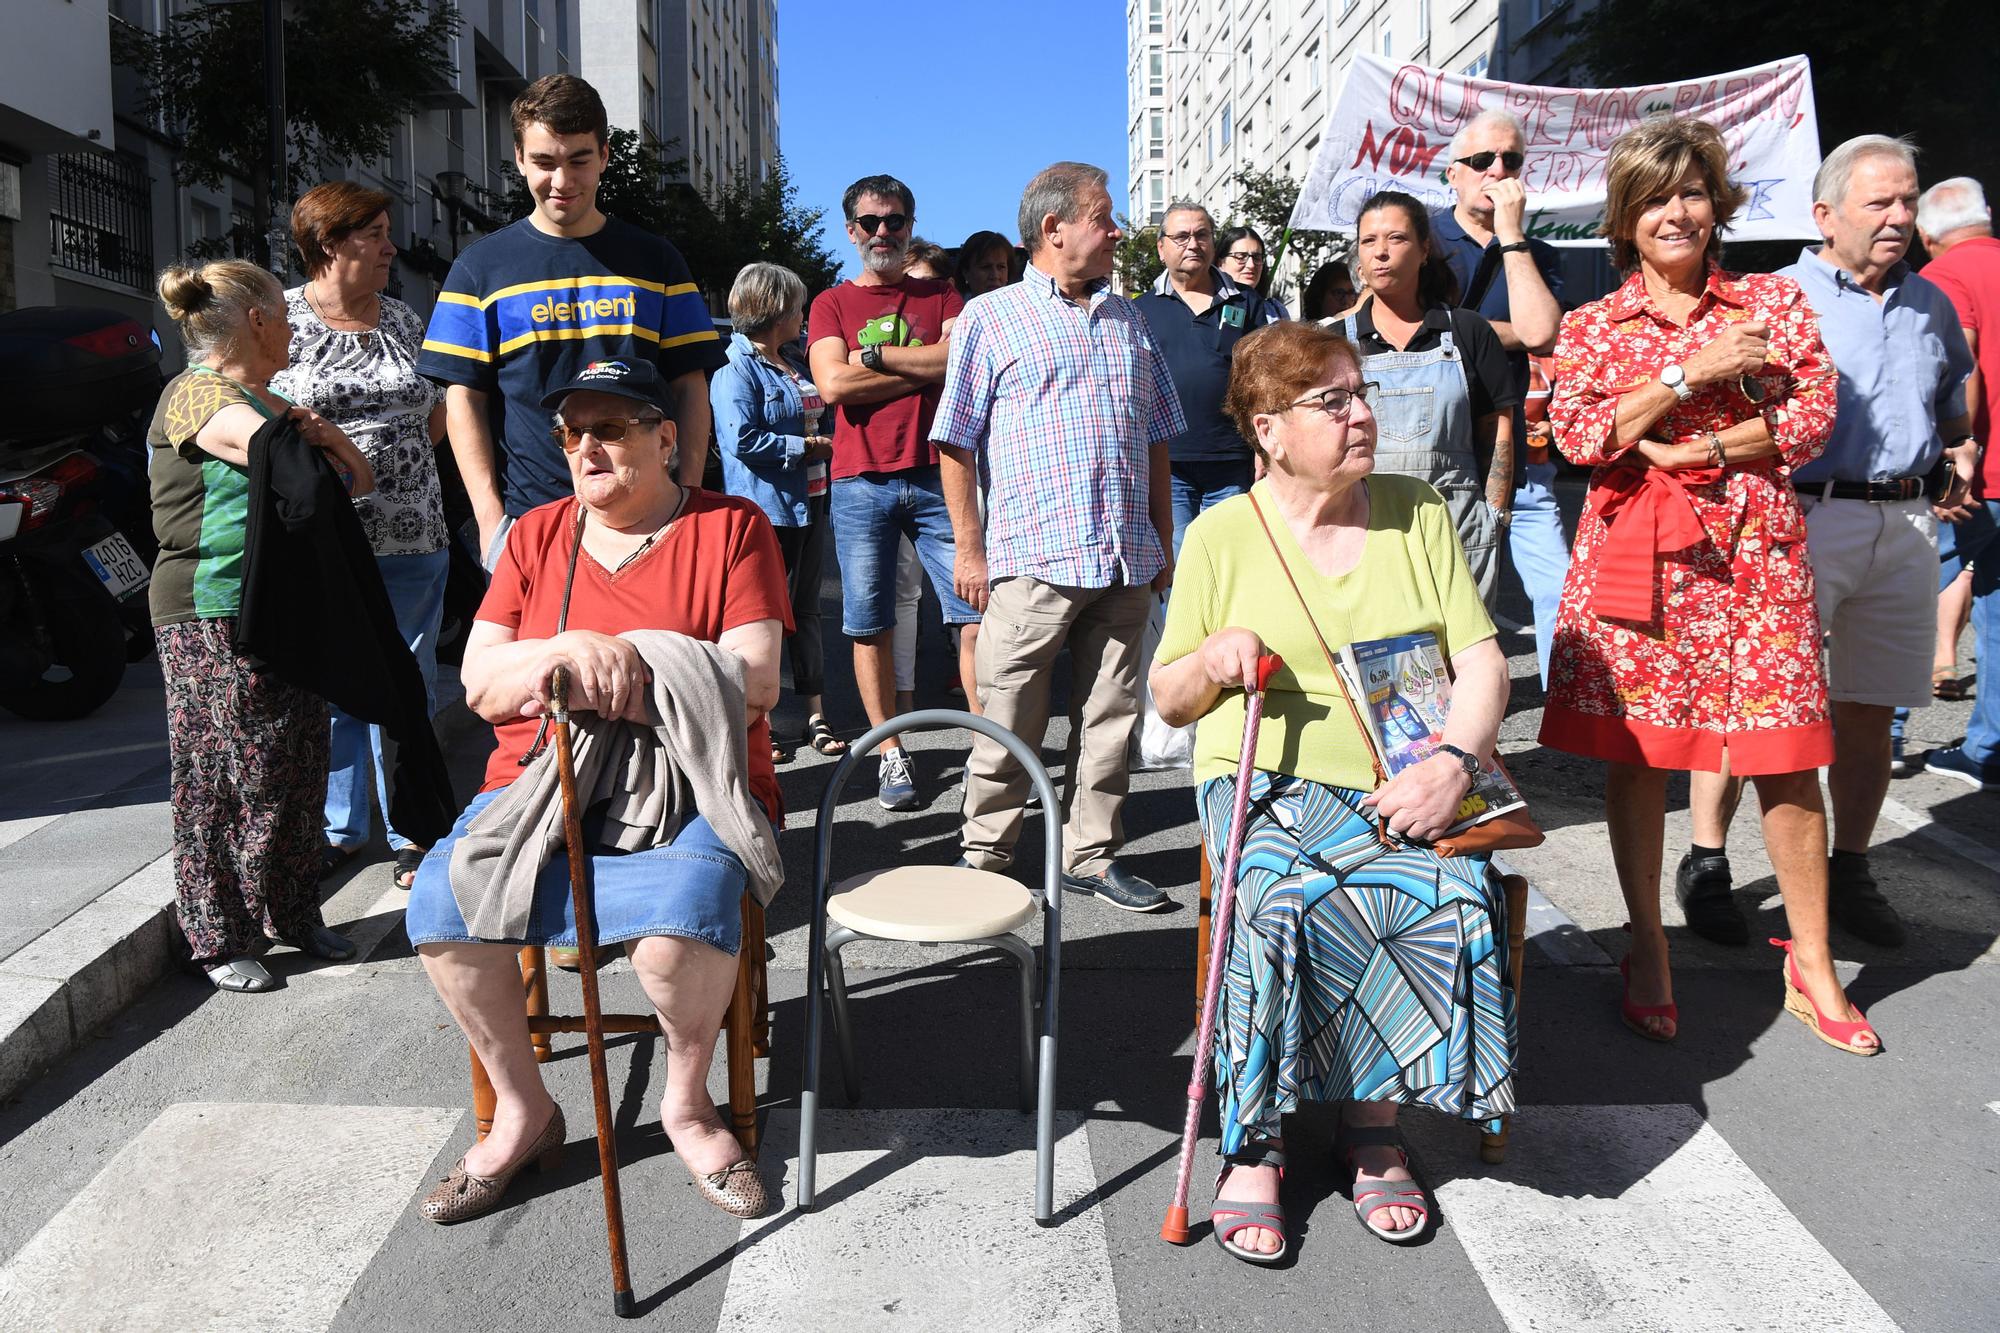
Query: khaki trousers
961 577 1150 877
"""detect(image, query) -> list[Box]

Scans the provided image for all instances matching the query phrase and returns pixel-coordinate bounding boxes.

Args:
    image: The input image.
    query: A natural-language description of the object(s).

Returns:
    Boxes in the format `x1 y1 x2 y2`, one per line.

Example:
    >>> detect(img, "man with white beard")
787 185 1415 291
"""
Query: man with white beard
808 174 973 810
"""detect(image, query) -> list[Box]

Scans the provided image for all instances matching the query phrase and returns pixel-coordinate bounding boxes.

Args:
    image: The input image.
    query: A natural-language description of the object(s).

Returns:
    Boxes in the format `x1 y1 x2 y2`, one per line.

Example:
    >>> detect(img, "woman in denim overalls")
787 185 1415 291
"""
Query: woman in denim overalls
1343 191 1517 607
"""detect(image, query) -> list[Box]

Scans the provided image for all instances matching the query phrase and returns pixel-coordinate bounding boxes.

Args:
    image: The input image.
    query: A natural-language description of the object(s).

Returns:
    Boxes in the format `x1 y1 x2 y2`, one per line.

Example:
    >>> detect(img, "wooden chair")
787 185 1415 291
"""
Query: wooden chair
1195 855 1529 1163
470 894 769 1156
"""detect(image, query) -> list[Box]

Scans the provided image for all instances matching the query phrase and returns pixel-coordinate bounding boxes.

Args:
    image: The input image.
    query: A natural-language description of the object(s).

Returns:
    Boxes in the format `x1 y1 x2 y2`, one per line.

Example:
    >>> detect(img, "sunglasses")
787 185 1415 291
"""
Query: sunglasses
1454 150 1525 173
850 213 910 235
550 415 664 451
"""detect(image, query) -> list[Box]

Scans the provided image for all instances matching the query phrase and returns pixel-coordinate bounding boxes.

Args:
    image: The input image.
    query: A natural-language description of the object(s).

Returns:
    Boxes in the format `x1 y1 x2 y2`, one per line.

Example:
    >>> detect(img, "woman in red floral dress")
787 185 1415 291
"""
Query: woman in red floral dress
1541 117 1880 1055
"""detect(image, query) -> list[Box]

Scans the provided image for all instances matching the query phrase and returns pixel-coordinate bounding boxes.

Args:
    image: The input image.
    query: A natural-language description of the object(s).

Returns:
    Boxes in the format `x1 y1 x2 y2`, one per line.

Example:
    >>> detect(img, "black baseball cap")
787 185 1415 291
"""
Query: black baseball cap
539 357 671 414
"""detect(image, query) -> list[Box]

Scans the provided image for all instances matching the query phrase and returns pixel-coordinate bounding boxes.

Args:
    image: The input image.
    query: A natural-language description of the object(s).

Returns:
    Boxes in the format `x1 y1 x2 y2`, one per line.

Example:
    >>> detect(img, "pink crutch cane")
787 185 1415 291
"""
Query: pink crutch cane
1162 651 1282 1245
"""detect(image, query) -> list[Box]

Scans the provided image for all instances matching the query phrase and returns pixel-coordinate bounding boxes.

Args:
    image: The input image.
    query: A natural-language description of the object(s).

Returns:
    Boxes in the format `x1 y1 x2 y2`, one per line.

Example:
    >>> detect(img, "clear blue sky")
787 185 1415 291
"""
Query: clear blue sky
778 3 1130 278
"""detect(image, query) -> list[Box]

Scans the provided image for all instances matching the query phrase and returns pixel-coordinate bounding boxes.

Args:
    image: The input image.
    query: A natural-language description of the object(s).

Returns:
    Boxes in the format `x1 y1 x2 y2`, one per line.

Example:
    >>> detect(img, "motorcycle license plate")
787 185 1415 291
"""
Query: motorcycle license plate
82 533 150 599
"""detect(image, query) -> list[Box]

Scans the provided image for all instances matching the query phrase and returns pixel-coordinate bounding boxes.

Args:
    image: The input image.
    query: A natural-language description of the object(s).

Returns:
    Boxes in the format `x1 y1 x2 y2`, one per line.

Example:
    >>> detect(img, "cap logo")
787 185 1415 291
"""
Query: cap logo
577 359 630 381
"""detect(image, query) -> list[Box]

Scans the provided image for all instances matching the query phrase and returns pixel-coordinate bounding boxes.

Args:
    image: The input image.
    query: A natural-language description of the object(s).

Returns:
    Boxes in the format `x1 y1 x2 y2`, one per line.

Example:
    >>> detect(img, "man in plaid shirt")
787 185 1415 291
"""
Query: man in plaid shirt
934 161 1185 912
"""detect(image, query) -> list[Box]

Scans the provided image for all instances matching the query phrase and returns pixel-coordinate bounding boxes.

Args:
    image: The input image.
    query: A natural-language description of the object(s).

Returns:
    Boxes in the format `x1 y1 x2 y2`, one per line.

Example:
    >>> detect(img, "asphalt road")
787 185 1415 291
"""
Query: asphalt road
2 486 1997 1331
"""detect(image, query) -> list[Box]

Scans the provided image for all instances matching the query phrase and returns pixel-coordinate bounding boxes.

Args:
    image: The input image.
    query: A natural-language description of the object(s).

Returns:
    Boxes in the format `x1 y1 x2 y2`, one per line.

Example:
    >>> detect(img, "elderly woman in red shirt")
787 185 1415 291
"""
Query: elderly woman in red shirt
405 358 791 1227
1539 116 1879 1057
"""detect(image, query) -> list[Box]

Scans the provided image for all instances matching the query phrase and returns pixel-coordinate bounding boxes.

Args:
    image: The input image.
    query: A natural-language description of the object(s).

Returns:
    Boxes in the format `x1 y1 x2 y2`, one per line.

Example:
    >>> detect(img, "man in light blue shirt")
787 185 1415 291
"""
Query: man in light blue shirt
1688 135 1976 952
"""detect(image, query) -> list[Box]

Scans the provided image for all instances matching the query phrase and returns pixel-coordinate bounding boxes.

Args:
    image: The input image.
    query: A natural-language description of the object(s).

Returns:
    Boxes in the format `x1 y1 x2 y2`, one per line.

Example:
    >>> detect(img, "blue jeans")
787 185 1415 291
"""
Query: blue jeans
325 547 449 851
1891 500 2000 753
829 465 979 636
1508 461 1571 686
1169 458 1254 557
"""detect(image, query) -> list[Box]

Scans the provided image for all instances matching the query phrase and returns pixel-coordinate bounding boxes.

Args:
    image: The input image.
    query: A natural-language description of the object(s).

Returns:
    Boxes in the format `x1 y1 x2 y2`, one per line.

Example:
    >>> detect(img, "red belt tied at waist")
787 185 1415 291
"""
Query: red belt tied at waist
1587 462 1725 622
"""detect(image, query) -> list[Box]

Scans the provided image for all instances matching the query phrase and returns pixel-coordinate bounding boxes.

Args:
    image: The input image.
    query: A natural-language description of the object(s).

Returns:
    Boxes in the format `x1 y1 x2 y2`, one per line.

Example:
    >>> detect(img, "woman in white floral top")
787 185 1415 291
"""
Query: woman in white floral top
270 181 448 890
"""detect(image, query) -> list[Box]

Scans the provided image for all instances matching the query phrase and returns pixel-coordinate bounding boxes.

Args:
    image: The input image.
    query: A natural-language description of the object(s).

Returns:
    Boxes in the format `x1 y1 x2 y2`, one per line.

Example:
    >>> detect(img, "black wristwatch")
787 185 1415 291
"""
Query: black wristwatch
1496 241 1533 255
860 344 885 372
1434 742 1482 775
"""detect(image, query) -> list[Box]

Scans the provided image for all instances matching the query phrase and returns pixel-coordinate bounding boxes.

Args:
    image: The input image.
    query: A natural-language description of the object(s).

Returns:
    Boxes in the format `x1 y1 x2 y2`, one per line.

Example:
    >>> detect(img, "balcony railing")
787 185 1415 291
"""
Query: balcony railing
48 152 154 291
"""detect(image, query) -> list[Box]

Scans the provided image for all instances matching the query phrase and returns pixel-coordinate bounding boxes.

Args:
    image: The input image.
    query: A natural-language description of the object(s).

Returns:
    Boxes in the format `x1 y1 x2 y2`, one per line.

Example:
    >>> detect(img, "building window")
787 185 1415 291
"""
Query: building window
556 0 569 56
1464 54 1491 78
1206 125 1213 167
1149 112 1164 159
1147 0 1163 34
1382 25 1392 57
48 153 154 290
644 75 659 134
1149 176 1165 224
1148 51 1164 97
1308 42 1322 90
1221 102 1232 147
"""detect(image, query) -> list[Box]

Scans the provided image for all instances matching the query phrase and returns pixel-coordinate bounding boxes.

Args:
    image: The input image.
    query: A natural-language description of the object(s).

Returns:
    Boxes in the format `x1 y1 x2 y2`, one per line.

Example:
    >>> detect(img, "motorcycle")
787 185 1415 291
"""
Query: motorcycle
0 307 163 721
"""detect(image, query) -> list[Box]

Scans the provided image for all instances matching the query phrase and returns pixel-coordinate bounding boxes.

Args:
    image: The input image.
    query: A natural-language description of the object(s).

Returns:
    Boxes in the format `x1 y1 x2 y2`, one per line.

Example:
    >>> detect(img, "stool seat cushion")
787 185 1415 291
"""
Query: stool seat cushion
826 866 1037 943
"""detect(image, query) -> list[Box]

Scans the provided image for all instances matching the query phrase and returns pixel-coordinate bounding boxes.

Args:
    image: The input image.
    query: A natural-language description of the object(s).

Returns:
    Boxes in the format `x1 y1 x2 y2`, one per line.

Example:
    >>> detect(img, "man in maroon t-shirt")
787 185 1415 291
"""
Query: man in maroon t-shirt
808 173 975 810
1915 176 2000 786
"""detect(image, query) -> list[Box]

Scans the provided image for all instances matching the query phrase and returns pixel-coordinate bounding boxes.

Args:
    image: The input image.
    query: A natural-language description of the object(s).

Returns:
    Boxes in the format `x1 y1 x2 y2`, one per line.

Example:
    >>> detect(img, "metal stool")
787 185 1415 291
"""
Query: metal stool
797 710 1065 1223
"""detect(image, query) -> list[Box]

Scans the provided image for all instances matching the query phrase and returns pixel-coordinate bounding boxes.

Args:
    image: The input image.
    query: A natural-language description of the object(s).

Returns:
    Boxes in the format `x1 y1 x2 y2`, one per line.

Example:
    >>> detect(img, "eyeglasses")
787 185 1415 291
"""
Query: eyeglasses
850 212 910 235
1289 382 1377 420
1224 250 1267 265
1163 229 1214 249
1454 150 1525 173
550 416 665 451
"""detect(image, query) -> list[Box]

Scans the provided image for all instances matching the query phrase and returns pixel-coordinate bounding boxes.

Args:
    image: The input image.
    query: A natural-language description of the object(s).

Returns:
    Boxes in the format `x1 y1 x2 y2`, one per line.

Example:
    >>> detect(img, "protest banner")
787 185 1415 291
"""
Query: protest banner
1289 54 1822 246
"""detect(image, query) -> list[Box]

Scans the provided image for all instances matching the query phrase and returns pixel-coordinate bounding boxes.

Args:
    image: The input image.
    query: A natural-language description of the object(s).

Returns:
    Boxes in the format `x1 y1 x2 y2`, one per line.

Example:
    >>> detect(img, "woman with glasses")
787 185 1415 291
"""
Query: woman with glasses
1343 189 1520 607
1152 320 1515 1262
406 356 790 1224
1217 225 1291 320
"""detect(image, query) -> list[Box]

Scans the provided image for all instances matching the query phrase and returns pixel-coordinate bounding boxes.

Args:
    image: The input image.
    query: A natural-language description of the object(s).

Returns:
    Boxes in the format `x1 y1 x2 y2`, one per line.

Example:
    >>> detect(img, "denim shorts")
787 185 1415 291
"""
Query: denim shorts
405 789 747 955
829 465 980 636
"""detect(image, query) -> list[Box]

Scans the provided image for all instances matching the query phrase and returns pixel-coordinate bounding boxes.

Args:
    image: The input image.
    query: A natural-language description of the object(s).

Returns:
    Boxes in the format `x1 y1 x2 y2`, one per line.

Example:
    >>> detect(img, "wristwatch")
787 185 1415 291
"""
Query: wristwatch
1434 742 1482 776
1659 363 1693 401
860 344 885 372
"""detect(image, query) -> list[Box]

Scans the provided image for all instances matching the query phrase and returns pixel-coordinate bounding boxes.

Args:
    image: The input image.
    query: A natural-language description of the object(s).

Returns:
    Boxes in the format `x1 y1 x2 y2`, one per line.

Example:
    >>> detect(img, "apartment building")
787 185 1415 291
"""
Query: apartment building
581 0 779 192
1129 0 1604 297
1 0 778 361
1128 0 1508 234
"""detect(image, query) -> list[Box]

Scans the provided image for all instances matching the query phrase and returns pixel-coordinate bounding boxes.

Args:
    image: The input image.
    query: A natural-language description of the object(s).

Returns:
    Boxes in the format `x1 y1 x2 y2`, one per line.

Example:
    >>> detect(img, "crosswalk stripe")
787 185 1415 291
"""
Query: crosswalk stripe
0 1101 460 1331
1418 1104 1901 1332
716 1109 1118 1332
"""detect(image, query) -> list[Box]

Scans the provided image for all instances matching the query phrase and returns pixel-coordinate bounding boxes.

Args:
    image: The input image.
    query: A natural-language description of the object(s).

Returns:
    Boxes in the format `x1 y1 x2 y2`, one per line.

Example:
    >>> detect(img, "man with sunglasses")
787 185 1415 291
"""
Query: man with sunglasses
1138 201 1277 555
808 174 972 811
1432 110 1570 688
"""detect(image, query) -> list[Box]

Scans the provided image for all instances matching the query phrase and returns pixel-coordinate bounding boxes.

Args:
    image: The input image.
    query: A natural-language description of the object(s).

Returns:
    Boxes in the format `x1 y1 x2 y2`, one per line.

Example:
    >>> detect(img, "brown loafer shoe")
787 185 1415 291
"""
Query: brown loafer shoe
686 1158 770 1218
419 1106 566 1225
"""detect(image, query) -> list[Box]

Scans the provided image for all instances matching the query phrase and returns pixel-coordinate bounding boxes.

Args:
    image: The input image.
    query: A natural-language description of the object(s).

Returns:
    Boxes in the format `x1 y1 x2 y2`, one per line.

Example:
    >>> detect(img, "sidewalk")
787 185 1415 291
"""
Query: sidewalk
0 663 475 1102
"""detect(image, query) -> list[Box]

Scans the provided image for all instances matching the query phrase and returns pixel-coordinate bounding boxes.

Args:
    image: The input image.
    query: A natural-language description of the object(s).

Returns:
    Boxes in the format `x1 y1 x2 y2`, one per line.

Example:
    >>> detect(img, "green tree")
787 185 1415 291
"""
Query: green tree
689 154 844 297
1221 166 1347 302
113 0 460 267
1115 215 1164 295
1566 0 2000 267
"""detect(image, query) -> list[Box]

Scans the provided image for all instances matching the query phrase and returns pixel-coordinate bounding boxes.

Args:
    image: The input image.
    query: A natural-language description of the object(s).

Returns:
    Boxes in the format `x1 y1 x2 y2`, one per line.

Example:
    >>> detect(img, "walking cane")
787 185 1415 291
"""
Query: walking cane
1161 652 1282 1245
549 666 638 1317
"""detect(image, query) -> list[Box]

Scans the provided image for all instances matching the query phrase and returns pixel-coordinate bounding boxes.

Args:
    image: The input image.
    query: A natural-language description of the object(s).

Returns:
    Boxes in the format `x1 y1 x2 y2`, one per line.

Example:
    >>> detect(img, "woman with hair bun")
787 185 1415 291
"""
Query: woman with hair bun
149 258 375 992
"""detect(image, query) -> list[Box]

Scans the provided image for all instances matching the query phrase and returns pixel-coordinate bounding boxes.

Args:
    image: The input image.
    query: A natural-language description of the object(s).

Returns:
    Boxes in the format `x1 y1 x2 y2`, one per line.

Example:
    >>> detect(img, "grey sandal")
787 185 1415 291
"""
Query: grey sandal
1341 1123 1431 1244
205 957 278 993
1211 1140 1288 1265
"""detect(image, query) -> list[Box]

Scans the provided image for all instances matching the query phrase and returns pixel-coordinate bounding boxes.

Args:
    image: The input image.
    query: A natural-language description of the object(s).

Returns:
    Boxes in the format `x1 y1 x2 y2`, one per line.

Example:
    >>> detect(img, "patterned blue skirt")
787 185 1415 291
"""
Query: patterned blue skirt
1200 771 1518 1153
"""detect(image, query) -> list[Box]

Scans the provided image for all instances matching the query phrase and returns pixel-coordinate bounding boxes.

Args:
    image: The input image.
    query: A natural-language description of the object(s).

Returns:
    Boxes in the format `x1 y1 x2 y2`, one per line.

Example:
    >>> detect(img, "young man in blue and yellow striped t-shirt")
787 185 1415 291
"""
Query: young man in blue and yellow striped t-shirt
417 74 725 568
